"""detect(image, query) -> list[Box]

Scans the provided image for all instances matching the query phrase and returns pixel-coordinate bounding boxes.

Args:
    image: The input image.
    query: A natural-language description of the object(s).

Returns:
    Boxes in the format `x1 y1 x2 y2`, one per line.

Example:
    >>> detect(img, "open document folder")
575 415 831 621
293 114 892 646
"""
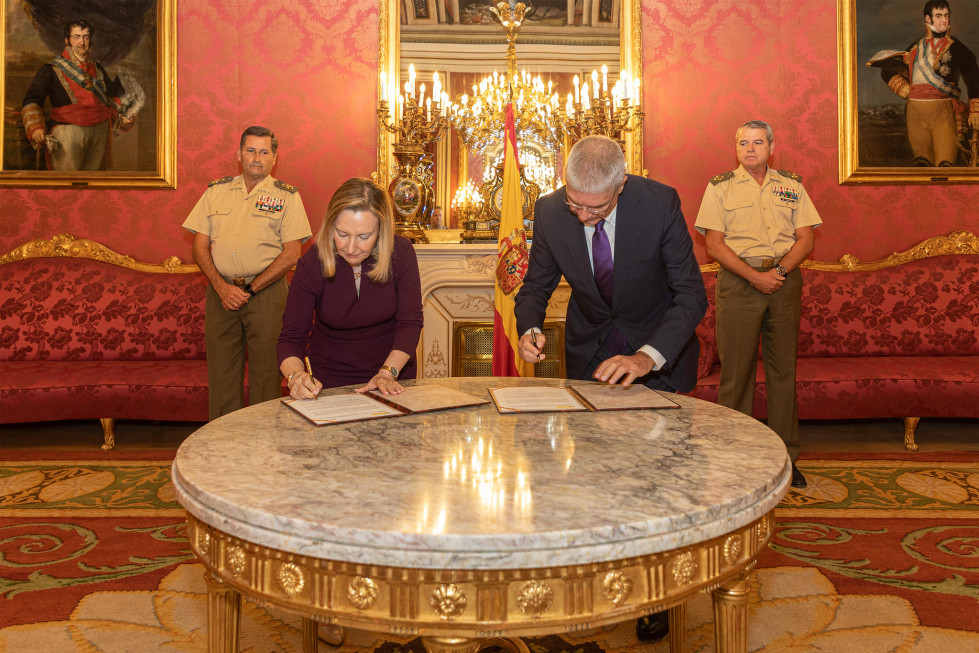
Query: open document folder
489 384 679 414
281 384 490 426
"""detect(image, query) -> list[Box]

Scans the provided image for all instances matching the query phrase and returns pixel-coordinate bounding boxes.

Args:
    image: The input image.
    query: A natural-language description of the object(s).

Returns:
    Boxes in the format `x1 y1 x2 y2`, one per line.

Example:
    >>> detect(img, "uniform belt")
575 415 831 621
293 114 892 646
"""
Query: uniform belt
741 256 782 269
226 275 257 287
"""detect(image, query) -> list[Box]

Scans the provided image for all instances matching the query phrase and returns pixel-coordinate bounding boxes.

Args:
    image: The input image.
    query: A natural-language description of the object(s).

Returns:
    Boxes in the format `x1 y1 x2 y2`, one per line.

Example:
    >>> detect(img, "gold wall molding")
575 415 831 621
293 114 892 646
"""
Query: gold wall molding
0 233 198 273
698 230 978 274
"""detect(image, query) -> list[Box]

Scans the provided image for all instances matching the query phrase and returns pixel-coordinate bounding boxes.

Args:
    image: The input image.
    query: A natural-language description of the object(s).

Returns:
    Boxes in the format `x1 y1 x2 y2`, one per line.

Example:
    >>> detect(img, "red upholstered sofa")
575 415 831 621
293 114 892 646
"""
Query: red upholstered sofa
691 231 979 451
1 234 209 449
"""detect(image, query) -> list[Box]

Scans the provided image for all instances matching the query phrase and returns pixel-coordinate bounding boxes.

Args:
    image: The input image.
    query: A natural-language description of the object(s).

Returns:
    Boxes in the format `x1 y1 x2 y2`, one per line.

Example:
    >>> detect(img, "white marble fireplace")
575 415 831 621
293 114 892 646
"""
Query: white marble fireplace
414 243 570 378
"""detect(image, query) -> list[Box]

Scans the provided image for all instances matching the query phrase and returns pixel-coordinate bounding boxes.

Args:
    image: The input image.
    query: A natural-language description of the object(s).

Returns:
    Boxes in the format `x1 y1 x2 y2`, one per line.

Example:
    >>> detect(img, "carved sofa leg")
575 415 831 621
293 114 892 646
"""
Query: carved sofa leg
903 417 920 452
100 418 116 450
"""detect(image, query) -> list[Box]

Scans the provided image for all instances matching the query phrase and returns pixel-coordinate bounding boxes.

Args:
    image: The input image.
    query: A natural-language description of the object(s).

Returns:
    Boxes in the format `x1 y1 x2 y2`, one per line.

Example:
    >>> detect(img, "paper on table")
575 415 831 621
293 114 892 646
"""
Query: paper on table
370 384 489 413
489 386 588 413
282 393 403 425
570 383 679 410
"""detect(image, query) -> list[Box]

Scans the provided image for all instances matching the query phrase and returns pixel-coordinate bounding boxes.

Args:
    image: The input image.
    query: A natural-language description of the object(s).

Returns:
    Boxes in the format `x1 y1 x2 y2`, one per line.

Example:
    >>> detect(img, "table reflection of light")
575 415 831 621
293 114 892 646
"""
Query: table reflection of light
408 419 576 534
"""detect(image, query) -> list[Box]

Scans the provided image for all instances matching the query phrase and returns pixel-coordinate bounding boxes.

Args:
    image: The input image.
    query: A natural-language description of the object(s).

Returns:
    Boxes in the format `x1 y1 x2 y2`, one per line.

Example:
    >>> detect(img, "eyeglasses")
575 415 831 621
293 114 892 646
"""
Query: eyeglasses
565 195 615 217
242 147 273 157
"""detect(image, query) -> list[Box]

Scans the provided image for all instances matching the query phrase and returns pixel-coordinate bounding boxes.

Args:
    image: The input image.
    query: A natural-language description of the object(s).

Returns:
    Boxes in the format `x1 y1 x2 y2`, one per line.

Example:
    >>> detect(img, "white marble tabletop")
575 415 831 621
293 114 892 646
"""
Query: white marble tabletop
172 377 790 570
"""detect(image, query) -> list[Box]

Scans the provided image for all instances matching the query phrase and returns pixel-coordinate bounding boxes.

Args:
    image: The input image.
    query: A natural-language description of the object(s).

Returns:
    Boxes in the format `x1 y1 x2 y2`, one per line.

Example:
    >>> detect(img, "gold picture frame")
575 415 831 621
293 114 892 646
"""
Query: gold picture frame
838 0 979 184
0 0 176 188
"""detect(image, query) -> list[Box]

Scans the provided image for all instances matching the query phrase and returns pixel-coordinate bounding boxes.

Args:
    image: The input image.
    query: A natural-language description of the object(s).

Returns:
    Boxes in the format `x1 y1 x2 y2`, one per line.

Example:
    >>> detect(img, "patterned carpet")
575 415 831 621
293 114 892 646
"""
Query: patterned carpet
1 450 977 652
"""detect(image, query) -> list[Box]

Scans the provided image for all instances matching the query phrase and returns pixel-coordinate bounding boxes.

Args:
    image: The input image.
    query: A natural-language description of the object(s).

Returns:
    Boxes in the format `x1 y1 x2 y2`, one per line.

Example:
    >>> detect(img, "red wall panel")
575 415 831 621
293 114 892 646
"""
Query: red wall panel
1 0 974 264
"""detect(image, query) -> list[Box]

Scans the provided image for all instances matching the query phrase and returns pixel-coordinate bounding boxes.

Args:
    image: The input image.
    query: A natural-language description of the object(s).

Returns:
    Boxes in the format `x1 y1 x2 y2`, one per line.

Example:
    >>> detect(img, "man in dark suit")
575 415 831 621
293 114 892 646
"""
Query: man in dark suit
514 136 706 642
515 135 707 393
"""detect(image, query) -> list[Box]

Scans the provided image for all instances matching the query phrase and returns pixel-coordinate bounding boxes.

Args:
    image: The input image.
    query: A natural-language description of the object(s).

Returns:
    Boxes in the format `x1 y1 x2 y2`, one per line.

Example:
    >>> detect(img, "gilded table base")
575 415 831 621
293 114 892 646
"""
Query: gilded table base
189 510 774 653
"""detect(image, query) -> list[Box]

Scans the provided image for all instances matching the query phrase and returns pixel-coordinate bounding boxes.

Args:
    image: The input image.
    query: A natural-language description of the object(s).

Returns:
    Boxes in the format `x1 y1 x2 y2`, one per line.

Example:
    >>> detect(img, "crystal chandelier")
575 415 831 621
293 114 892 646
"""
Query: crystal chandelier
447 1 562 153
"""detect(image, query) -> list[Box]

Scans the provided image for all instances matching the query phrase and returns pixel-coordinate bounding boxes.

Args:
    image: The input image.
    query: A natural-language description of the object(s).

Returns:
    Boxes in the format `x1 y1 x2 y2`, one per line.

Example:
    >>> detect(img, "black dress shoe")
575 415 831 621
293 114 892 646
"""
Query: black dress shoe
791 463 807 488
636 611 669 641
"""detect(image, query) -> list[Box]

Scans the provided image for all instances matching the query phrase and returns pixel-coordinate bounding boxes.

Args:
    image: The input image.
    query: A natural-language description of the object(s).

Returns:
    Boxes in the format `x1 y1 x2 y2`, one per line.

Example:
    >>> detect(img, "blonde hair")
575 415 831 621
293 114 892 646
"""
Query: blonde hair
315 178 395 283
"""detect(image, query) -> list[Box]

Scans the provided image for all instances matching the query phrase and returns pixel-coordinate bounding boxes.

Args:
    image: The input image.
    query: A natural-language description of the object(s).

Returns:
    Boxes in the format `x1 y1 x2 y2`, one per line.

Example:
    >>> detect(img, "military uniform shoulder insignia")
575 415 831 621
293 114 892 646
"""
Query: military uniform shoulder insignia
208 176 233 187
709 171 734 185
777 169 803 182
274 180 297 194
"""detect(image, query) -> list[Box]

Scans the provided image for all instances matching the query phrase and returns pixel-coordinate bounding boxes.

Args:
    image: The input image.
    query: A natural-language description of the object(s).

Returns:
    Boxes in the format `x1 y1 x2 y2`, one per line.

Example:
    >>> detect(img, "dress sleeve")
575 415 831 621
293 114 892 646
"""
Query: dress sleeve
390 238 424 356
276 249 321 365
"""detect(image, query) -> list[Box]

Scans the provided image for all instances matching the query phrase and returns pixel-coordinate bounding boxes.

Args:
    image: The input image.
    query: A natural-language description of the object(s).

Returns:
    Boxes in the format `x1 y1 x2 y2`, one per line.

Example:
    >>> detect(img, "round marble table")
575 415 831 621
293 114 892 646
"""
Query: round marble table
172 377 790 653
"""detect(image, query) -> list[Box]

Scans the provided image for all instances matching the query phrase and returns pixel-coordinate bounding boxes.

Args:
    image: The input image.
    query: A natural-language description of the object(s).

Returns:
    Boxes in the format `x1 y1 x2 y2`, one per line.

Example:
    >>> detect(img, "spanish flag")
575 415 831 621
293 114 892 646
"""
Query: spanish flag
492 103 535 377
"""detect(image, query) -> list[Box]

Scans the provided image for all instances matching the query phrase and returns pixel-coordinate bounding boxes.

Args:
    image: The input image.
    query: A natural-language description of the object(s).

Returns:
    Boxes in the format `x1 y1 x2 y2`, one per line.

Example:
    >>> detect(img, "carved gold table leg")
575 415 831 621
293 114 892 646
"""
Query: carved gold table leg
669 602 687 653
421 637 481 653
99 417 116 450
903 417 920 452
301 618 318 652
205 570 241 653
712 572 751 653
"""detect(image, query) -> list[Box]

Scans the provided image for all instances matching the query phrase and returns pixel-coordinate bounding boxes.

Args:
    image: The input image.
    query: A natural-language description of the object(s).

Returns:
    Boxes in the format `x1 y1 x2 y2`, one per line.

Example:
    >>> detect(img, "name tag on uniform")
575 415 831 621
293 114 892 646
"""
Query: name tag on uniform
772 185 798 203
256 194 284 213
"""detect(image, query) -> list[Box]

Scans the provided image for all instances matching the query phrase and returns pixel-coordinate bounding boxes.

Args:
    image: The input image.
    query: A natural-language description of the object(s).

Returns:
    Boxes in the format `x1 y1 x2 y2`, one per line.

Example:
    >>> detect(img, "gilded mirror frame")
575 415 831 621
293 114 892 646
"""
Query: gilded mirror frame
375 0 644 204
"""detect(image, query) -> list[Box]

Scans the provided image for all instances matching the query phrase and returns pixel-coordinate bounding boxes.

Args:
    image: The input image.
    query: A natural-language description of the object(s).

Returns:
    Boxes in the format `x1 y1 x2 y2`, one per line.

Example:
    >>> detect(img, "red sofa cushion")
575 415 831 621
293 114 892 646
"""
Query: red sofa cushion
0 360 210 422
691 356 979 420
0 258 206 363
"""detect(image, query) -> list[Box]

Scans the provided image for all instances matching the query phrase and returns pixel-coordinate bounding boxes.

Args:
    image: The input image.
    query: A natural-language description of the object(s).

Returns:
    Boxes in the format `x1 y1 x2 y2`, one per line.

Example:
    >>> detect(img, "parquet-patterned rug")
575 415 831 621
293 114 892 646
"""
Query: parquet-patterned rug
1 450 977 652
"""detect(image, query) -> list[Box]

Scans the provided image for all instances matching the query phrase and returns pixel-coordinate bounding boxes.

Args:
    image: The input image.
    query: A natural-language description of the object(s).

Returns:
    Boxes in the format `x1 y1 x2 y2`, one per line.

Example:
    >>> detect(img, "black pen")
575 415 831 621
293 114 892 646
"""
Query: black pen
531 329 543 360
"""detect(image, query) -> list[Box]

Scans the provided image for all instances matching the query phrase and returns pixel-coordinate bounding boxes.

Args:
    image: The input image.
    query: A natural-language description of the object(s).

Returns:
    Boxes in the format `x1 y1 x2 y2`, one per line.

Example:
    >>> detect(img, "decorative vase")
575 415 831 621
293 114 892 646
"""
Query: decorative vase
388 147 434 242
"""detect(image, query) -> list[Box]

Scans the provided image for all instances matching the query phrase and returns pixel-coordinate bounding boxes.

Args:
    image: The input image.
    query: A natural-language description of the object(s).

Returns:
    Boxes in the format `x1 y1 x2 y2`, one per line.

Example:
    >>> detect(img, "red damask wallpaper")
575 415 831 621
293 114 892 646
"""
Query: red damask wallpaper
1 0 975 263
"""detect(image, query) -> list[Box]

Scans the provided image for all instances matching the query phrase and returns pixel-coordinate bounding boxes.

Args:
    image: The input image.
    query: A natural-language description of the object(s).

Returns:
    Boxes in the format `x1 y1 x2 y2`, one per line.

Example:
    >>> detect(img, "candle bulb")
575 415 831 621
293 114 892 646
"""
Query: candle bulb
621 71 631 101
601 64 608 94
591 70 598 98
408 63 416 99
573 75 580 104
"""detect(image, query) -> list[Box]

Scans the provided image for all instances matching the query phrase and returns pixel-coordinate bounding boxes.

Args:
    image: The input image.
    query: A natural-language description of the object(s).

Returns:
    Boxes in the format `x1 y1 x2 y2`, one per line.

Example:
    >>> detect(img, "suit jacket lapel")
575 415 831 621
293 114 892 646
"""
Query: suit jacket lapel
612 184 642 307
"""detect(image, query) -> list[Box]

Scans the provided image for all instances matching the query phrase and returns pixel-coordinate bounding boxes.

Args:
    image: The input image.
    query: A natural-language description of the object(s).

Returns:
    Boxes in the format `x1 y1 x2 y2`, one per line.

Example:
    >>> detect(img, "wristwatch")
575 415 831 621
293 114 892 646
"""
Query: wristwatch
774 265 787 276
243 283 257 297
380 365 399 379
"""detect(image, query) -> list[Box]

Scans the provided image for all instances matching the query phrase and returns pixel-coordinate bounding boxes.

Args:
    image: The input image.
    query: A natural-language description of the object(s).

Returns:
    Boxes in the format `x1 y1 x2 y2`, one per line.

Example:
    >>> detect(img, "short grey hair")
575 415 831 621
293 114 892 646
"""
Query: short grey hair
736 120 774 144
564 136 626 195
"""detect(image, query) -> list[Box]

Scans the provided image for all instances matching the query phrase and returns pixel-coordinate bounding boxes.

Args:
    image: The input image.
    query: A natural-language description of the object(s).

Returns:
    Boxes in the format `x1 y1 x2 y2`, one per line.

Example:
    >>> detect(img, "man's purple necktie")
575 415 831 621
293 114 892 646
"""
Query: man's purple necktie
593 220 627 354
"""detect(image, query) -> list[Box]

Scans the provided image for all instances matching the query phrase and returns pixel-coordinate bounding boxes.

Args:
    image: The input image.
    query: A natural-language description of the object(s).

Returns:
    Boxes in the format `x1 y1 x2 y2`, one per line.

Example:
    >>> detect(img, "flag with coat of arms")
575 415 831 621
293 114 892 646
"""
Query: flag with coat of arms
491 103 535 377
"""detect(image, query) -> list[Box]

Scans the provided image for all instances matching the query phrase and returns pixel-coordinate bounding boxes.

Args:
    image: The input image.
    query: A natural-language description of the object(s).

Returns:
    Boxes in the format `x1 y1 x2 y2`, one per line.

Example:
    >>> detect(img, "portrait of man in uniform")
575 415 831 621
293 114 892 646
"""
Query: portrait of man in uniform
843 0 979 177
0 0 175 187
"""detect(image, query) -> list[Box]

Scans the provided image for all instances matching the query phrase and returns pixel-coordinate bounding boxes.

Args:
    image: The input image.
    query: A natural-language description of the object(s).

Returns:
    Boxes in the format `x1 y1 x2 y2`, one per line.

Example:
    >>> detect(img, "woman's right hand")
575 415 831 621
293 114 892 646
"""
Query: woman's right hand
288 370 322 400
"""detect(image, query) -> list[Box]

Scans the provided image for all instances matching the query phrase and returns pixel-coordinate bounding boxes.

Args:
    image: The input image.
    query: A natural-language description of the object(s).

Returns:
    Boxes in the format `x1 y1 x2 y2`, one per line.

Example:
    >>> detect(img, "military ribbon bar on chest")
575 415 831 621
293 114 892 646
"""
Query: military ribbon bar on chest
772 185 799 203
256 194 284 213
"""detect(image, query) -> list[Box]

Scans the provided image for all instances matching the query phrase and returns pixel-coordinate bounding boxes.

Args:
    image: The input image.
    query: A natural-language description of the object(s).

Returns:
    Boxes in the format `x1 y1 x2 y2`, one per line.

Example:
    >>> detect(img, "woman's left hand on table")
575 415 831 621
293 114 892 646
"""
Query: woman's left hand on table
356 371 404 395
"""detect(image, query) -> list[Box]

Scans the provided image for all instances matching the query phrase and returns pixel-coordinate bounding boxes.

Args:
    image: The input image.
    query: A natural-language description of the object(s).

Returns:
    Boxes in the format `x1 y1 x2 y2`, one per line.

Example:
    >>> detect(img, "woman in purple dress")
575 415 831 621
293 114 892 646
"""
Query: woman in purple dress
277 177 423 398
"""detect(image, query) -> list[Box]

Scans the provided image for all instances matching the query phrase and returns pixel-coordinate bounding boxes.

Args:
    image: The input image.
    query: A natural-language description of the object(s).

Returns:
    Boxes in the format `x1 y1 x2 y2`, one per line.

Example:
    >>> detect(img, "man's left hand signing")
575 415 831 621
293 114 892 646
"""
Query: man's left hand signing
593 352 654 387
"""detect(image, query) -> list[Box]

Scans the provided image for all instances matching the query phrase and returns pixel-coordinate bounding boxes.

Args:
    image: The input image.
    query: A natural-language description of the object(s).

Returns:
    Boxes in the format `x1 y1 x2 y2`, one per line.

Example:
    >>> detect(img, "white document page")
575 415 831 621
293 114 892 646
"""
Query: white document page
283 393 403 425
489 386 588 413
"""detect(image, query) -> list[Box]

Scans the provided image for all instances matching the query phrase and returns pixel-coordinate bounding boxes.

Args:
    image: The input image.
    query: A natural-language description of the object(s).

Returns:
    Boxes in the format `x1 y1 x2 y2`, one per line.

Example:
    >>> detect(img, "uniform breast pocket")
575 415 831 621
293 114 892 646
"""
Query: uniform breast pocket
721 197 758 235
772 198 799 223
207 207 231 237
249 210 283 241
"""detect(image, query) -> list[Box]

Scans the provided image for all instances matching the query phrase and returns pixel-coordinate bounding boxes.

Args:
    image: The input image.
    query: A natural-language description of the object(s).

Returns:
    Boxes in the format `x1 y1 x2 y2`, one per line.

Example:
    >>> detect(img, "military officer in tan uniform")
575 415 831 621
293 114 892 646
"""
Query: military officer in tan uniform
183 125 312 420
695 120 822 488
